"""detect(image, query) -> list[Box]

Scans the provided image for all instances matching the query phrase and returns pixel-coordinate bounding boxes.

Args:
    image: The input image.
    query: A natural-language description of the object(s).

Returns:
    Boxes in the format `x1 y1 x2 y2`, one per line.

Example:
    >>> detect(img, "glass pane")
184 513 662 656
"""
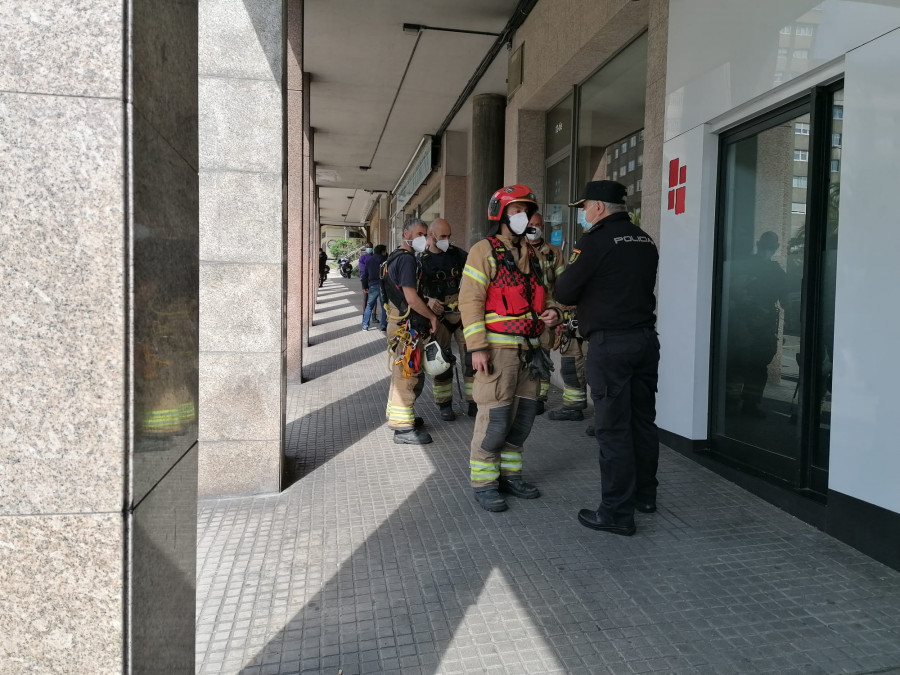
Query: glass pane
814 88 843 469
545 93 573 158
576 34 647 224
544 157 570 250
713 112 809 466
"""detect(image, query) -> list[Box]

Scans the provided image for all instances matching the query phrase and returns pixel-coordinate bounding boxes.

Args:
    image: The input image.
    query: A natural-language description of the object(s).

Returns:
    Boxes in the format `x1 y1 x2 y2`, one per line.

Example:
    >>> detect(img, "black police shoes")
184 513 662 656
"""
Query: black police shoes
474 487 508 512
634 499 657 514
438 403 456 421
467 401 478 417
393 428 432 445
577 508 636 536
548 406 584 421
498 477 540 499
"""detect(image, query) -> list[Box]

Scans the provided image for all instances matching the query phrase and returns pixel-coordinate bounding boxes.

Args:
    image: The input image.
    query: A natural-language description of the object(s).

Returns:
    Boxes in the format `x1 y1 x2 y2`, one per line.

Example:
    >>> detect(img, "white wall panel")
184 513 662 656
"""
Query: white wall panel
666 0 900 140
657 125 718 440
828 29 900 513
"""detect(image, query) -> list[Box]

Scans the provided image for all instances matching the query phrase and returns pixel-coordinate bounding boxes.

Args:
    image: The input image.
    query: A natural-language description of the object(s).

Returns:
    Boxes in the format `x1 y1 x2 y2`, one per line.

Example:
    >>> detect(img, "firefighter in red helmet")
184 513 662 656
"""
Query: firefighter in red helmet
458 184 563 512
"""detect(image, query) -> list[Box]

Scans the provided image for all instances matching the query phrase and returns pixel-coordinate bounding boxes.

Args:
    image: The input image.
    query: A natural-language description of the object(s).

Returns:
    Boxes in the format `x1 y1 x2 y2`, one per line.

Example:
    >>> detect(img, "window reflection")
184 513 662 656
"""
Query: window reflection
576 34 647 227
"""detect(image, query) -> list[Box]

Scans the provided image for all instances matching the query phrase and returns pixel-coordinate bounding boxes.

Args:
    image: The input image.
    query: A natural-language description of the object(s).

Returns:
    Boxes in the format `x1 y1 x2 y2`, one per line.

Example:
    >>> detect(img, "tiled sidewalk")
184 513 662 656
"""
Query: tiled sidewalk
196 275 900 675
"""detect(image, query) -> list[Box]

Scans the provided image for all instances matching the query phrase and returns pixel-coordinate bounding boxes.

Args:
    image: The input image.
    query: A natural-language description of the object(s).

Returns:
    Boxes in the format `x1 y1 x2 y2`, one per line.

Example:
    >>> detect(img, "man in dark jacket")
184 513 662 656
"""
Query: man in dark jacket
555 180 659 536
362 245 387 331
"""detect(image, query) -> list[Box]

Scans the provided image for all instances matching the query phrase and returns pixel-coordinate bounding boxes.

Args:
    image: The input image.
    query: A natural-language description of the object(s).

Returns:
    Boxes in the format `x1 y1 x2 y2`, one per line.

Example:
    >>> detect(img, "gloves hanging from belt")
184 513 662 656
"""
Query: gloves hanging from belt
523 346 554 381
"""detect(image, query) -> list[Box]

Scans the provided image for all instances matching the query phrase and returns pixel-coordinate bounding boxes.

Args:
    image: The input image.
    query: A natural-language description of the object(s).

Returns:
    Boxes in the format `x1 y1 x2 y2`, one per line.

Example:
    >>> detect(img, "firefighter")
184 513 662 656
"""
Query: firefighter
459 185 562 512
420 218 475 421
381 217 440 444
526 212 588 420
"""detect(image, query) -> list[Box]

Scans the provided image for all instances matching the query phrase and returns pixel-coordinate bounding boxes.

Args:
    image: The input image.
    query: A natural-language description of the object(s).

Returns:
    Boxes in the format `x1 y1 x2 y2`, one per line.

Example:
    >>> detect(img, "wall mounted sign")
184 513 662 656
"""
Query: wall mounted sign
667 158 686 215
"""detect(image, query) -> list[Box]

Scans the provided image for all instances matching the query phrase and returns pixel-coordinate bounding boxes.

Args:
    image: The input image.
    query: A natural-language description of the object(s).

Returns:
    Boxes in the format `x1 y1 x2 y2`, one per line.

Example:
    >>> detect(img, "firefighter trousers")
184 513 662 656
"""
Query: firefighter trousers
431 313 474 406
385 313 425 430
537 328 587 410
470 346 540 488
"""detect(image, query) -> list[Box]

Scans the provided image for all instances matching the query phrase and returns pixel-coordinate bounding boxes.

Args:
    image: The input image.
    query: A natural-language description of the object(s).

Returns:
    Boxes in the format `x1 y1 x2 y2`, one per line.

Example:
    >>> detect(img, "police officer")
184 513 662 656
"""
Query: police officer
420 218 475 420
382 217 440 444
554 180 659 536
459 185 562 512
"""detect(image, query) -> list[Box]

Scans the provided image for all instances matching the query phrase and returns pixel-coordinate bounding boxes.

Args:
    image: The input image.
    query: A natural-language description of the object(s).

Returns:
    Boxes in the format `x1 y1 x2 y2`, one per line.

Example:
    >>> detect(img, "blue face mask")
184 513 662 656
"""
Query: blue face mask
578 209 592 230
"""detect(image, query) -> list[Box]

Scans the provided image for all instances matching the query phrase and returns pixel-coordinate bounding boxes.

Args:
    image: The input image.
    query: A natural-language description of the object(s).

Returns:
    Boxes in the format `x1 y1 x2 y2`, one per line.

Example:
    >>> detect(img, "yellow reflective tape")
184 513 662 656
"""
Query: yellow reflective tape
462 265 488 285
463 322 485 338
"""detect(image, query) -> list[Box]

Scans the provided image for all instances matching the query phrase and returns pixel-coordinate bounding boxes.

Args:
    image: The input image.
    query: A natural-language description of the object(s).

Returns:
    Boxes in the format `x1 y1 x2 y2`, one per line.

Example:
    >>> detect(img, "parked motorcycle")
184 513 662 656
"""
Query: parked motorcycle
338 256 353 278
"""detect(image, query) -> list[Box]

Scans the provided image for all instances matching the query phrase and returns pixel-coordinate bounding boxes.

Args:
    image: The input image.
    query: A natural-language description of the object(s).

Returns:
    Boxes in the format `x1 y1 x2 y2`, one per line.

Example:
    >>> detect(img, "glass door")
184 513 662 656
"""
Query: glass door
710 87 842 494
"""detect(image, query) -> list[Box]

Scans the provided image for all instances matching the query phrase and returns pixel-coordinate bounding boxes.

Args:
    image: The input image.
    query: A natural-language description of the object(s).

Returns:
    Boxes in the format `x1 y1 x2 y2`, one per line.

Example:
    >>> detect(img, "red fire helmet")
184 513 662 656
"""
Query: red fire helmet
487 184 538 221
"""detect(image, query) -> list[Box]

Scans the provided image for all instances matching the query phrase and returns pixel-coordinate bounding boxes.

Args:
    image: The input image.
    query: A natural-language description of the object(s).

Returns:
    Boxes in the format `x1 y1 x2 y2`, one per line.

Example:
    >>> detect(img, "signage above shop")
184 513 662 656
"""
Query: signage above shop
394 136 434 213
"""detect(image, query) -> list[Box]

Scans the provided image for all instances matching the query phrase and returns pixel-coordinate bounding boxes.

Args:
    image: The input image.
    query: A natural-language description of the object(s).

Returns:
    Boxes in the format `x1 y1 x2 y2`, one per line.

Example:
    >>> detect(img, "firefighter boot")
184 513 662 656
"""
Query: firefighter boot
473 487 508 512
498 477 540 499
548 406 584 421
394 428 433 445
439 402 456 421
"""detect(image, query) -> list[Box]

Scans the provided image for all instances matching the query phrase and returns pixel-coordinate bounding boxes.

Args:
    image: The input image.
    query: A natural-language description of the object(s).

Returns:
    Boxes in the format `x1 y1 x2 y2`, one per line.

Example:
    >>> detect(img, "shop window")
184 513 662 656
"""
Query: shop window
710 85 844 497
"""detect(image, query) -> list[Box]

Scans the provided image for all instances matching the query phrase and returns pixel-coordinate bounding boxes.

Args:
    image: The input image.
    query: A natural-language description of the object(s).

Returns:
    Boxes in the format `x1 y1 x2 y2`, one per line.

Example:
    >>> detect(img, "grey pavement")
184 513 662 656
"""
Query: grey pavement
196 274 900 675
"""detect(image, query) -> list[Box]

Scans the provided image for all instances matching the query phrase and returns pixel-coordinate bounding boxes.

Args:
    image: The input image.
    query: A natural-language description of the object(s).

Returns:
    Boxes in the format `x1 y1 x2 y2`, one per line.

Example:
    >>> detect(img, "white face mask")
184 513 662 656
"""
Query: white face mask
508 211 530 235
435 239 451 253
409 235 428 253
525 227 542 242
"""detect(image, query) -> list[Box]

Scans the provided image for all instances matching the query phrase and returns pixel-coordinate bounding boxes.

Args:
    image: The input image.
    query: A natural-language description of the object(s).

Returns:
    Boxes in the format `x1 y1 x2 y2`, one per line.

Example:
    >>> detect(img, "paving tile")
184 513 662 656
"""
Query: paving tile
196 276 900 674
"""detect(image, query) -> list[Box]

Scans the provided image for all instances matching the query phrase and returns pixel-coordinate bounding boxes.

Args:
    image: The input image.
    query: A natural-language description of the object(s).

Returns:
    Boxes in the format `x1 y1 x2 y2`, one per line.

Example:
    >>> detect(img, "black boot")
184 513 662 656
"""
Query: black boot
473 487 508 512
548 406 584 421
438 402 456 421
498 477 540 499
393 428 432 445
535 400 545 415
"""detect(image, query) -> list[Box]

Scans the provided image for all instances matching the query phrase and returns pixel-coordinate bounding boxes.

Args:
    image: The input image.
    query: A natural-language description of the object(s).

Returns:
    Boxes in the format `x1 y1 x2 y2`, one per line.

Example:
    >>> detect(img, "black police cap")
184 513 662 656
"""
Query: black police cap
569 180 627 207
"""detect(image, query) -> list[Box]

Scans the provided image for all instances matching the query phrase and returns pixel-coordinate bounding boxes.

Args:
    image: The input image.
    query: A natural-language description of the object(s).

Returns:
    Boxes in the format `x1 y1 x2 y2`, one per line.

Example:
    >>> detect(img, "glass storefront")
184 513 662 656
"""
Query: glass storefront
710 87 843 494
543 33 648 252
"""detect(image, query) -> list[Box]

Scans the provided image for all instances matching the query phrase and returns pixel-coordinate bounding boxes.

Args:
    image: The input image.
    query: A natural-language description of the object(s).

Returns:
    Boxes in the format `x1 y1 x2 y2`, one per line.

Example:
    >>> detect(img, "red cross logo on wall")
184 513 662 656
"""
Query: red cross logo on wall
668 158 686 215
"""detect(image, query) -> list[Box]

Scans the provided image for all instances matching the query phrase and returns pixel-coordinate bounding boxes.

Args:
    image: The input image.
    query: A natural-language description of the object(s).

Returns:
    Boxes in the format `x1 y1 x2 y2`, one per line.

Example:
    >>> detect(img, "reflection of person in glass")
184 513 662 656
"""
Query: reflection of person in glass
726 230 789 419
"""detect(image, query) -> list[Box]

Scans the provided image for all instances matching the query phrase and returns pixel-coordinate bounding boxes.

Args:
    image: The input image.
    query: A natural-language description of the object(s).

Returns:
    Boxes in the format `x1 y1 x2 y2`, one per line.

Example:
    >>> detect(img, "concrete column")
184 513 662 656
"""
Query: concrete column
287 1 304 383
468 94 506 244
1 0 198 671
198 0 285 496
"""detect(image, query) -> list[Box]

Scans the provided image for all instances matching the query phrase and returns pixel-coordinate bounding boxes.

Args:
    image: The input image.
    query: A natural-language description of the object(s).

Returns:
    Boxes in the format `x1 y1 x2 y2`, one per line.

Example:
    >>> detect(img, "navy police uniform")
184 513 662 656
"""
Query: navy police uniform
555 190 660 531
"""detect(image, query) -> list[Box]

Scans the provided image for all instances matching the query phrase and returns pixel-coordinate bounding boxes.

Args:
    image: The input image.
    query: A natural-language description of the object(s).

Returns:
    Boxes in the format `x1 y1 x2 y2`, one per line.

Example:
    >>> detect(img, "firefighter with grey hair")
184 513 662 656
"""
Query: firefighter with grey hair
381 217 440 444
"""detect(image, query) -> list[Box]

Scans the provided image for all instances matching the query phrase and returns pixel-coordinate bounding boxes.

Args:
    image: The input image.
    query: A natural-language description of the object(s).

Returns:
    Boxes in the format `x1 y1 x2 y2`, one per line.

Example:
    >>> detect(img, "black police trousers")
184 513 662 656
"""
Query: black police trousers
586 327 660 523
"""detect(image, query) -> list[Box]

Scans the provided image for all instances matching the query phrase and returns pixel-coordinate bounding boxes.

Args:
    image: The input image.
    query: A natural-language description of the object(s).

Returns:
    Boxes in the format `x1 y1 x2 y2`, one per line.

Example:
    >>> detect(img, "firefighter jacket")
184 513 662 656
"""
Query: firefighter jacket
532 240 566 293
459 233 559 352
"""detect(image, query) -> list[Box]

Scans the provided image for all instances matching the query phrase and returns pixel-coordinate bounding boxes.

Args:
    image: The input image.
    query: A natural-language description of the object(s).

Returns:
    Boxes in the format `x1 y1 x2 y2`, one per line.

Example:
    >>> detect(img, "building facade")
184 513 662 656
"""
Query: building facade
3 0 899 671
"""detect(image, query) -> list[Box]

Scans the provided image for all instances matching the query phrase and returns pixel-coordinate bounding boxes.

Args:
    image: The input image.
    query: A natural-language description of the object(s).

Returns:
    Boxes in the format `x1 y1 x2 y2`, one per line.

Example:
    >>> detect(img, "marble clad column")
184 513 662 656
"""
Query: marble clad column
199 0 285 496
469 94 507 243
0 0 199 672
